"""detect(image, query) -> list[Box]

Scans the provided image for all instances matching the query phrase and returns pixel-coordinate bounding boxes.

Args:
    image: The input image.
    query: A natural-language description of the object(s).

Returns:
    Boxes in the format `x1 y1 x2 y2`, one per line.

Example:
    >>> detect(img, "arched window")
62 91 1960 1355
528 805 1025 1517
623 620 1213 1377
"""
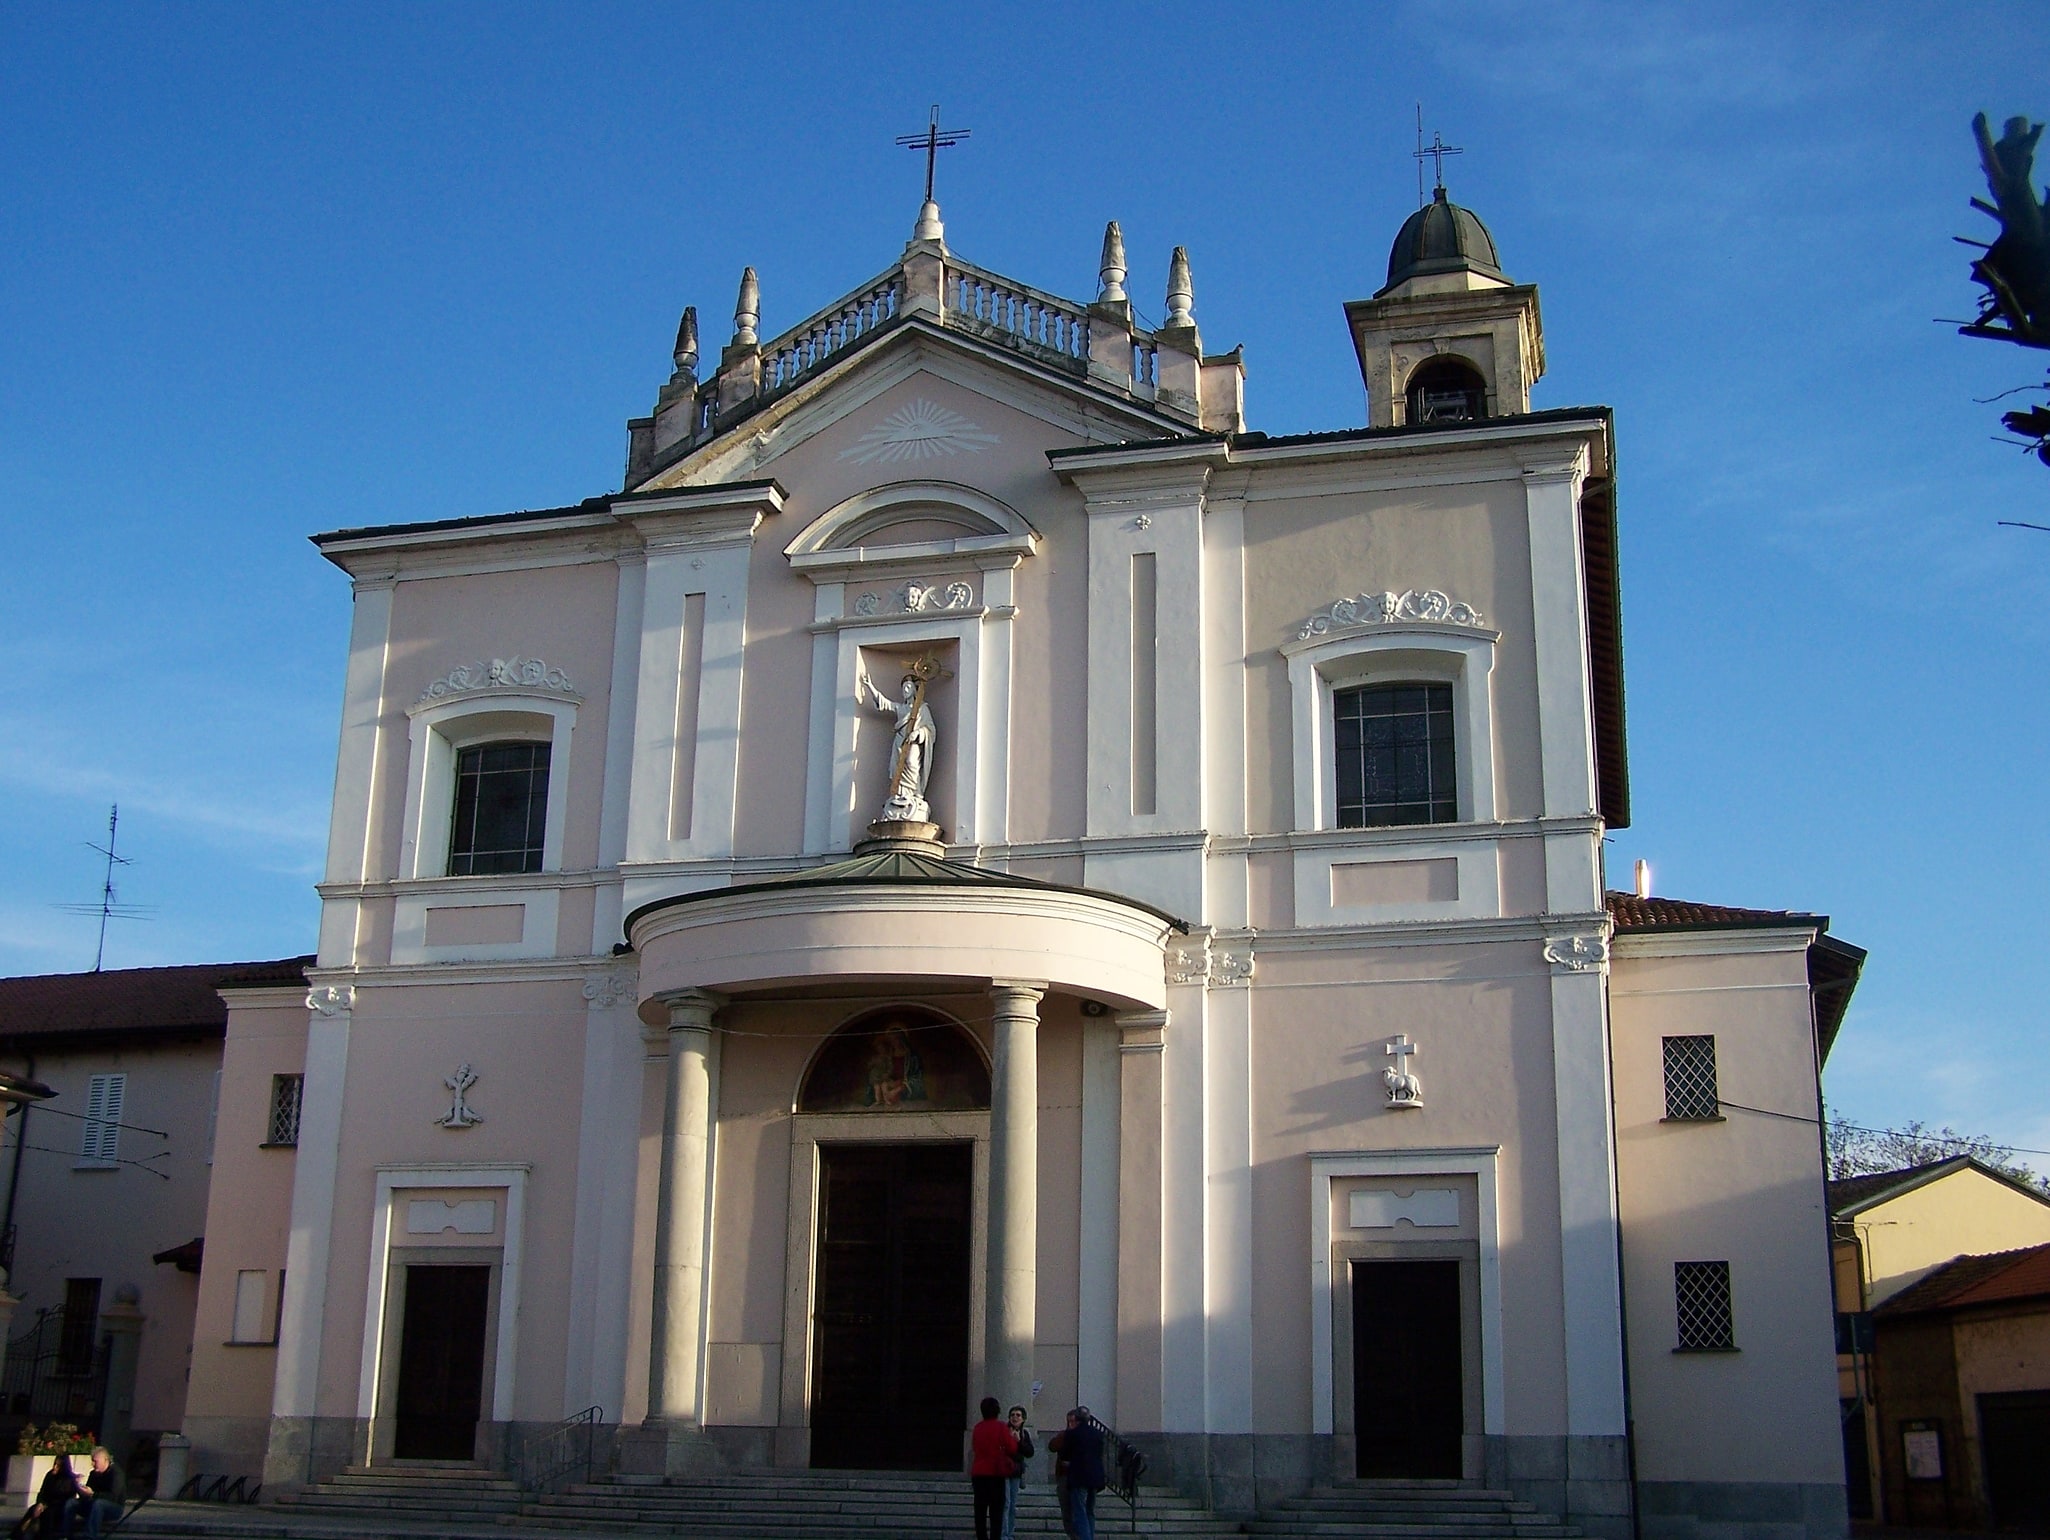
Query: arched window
1406 358 1487 425
797 1006 991 1114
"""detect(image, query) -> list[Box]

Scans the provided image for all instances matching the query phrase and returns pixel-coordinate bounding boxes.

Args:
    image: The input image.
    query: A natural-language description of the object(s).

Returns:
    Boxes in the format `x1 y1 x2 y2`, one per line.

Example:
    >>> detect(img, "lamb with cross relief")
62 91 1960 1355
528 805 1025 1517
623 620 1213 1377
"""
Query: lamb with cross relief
1383 1035 1423 1109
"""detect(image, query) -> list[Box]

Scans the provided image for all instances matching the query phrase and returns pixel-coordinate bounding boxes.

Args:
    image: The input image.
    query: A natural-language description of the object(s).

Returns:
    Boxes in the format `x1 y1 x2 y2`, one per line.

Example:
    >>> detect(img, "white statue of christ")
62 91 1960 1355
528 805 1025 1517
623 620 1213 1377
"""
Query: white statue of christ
857 671 938 825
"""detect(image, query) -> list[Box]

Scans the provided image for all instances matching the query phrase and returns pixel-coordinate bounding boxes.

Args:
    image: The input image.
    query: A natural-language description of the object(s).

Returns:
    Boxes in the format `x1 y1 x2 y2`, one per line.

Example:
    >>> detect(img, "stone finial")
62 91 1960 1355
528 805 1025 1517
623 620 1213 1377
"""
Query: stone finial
1098 221 1128 304
731 267 760 347
672 305 699 380
913 198 945 244
1165 246 1195 327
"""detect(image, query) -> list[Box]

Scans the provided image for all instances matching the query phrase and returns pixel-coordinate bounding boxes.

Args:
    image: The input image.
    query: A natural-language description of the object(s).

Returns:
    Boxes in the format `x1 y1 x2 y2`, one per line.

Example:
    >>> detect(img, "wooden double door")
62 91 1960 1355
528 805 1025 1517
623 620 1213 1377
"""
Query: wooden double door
392 1264 491 1461
809 1142 974 1470
1352 1258 1466 1479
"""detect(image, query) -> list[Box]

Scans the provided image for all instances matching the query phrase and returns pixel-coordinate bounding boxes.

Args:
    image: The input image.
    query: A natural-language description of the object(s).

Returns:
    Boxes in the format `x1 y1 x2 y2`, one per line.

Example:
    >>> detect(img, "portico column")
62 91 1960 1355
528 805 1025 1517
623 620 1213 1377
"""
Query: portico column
985 980 1045 1412
648 987 722 1425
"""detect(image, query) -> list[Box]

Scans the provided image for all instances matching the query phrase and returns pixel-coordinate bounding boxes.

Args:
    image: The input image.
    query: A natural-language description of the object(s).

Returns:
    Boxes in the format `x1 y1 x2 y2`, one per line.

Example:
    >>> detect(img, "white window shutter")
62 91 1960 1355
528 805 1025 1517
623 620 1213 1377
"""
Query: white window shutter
79 1073 124 1166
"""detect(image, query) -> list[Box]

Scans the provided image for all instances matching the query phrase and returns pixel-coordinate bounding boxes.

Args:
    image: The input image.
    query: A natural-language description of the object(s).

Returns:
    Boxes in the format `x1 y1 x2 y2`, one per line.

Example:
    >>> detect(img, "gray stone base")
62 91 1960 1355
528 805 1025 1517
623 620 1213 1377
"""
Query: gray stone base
1483 1435 1634 1540
615 1423 735 1478
260 1415 362 1493
1112 1431 1335 1516
1639 1480 1848 1540
179 1416 272 1487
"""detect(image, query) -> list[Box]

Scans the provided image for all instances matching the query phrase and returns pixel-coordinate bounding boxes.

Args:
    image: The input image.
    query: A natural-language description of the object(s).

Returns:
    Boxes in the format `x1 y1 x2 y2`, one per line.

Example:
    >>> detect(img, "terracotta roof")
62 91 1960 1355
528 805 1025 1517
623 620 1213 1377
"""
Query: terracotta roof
0 958 312 1045
1876 1242 2050 1317
1607 893 1821 932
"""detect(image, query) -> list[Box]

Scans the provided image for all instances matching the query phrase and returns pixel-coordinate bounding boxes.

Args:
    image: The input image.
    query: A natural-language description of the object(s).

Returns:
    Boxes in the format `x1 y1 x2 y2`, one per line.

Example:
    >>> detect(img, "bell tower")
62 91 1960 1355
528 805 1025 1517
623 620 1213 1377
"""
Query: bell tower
1346 184 1545 429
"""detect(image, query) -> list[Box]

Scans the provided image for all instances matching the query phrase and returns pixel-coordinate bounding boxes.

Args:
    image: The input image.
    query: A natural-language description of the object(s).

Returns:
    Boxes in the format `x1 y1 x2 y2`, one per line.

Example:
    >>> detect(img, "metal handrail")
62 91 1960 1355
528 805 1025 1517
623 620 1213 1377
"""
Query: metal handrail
516 1405 603 1494
1085 1412 1146 1531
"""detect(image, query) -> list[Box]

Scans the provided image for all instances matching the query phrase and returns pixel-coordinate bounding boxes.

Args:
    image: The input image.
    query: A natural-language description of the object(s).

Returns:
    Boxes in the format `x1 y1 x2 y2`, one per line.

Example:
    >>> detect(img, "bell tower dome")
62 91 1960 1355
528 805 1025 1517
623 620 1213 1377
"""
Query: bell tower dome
1345 184 1546 429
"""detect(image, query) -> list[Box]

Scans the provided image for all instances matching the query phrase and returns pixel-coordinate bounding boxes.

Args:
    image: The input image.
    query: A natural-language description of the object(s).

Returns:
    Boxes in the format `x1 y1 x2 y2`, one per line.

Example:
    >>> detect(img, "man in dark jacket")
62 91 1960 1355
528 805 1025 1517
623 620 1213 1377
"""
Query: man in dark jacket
63 1447 124 1539
1046 1407 1105 1540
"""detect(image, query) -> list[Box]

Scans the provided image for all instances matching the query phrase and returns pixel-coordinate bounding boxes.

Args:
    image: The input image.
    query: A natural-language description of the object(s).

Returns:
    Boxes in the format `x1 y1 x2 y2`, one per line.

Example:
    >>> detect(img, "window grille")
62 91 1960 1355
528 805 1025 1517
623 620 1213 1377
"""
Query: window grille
449 741 551 875
268 1074 304 1147
1334 682 1457 827
1662 1035 1720 1119
77 1073 124 1167
1675 1260 1735 1350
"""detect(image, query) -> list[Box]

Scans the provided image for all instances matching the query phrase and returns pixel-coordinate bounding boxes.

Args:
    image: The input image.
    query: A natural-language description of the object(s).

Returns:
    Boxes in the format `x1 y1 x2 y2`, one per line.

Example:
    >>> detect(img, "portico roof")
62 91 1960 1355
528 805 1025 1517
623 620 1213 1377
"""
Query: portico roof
623 846 1189 937
625 844 1187 1021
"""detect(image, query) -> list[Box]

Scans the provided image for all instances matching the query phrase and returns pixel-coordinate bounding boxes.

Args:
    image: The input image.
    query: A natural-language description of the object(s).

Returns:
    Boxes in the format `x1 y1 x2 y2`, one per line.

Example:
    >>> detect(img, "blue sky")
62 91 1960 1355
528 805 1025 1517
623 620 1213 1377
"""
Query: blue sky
2 4 2046 1160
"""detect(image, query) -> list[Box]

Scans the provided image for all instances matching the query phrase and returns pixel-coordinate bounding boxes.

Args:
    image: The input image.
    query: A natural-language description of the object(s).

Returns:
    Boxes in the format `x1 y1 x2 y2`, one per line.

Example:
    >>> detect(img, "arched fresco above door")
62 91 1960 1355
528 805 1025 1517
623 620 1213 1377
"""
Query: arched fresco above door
796 1005 991 1113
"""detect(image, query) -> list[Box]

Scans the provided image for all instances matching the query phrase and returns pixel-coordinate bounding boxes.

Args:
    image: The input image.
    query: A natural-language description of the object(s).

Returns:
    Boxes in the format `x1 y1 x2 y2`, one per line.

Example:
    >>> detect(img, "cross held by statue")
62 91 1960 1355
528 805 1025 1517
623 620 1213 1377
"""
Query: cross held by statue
896 103 972 204
891 650 952 790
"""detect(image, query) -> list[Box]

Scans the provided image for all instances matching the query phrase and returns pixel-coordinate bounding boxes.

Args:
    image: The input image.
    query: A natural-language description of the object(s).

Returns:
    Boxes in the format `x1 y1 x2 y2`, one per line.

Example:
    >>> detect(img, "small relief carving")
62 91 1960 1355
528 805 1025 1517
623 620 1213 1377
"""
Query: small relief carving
305 985 354 1017
418 656 576 704
582 972 638 1010
436 1063 484 1129
852 580 975 617
1382 1034 1423 1108
838 399 1000 464
1296 589 1484 641
1167 935 1254 987
1543 933 1610 973
1212 943 1255 986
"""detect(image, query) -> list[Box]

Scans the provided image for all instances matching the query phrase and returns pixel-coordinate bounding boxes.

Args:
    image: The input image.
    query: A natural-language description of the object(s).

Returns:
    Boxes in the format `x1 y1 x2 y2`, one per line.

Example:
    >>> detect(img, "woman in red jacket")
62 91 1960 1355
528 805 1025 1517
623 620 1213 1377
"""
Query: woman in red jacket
969 1396 1019 1540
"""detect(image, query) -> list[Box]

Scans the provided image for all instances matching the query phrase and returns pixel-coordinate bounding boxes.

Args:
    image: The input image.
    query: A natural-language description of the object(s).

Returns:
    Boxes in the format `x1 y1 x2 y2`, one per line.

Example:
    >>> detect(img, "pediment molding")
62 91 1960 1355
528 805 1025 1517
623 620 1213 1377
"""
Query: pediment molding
786 480 1038 583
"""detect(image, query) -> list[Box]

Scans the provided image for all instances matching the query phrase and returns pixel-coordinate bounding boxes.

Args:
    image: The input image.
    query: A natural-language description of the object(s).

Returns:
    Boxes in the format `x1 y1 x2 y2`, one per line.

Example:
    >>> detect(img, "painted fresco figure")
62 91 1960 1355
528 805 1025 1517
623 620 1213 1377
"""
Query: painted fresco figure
863 1024 927 1108
857 670 937 824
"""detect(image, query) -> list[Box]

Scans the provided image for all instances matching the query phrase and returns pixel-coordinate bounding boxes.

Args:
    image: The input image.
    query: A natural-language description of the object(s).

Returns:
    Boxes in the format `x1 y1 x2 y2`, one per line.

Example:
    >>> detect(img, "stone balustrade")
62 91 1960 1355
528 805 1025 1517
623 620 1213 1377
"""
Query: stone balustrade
760 273 903 397
944 261 1091 367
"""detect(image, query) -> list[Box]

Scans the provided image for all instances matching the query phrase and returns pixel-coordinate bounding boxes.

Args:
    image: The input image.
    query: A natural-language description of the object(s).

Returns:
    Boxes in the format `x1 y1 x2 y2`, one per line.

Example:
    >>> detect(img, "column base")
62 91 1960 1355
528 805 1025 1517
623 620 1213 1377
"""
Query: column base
617 1422 730 1479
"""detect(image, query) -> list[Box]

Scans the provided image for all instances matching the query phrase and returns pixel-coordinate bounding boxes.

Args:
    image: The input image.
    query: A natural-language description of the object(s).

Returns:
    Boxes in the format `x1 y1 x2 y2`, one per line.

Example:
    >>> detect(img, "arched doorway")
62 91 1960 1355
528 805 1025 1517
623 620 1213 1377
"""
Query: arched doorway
800 1007 990 1470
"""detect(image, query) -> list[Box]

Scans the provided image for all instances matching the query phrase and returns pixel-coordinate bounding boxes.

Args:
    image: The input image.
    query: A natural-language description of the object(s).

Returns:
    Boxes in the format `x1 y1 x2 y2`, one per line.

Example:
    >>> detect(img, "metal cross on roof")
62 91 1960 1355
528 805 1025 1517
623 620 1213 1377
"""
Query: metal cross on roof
1413 106 1463 205
896 103 972 204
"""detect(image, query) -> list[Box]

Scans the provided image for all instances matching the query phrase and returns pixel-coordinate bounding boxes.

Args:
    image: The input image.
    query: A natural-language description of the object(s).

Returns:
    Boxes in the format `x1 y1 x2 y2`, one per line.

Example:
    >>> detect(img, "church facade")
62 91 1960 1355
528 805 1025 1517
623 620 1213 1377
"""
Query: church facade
182 185 1861 1540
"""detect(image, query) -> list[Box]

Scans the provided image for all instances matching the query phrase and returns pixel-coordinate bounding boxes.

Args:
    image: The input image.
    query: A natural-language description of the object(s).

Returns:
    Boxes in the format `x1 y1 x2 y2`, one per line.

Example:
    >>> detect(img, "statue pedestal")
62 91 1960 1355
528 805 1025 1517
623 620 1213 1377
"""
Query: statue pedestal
858 819 943 855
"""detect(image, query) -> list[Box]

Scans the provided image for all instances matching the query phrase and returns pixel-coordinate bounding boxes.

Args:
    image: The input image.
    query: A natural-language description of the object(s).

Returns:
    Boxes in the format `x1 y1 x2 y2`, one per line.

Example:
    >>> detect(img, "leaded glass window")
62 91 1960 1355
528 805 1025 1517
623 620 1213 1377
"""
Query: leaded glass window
1334 682 1457 827
1675 1260 1735 1350
267 1073 303 1147
1662 1035 1720 1120
449 741 550 875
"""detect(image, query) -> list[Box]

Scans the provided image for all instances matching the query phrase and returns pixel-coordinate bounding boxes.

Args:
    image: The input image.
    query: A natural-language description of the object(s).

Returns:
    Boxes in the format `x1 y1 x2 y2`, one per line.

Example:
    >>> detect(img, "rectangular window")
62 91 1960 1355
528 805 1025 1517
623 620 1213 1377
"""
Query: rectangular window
58 1278 100 1373
448 741 550 875
77 1073 125 1168
267 1074 304 1147
1675 1260 1736 1350
1662 1035 1720 1120
1334 682 1457 827
230 1271 270 1344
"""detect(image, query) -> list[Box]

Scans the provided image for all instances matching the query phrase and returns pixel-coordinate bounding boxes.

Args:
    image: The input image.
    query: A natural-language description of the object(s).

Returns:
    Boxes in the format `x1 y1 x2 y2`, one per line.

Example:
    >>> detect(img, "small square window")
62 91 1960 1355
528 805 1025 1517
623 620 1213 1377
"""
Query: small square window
1662 1035 1720 1120
267 1074 304 1147
1334 681 1457 827
1675 1260 1736 1351
449 741 550 875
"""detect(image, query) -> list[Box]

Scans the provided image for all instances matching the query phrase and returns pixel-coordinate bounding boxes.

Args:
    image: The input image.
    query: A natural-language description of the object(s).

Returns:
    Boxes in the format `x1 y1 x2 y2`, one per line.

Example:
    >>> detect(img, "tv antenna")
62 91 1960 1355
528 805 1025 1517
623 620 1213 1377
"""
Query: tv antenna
57 805 153 971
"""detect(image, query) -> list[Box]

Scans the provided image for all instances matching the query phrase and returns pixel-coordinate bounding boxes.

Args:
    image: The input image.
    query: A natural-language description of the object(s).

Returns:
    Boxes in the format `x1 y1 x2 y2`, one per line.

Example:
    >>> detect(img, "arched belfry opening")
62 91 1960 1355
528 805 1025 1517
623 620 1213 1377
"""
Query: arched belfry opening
1406 356 1488 424
796 1004 991 1114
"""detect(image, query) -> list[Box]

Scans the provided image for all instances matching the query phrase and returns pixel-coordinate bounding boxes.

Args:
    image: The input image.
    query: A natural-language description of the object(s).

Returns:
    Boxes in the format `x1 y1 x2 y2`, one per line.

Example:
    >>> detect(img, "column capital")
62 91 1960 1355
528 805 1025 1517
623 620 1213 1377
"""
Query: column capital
1114 1008 1169 1053
655 987 726 1031
988 979 1047 1008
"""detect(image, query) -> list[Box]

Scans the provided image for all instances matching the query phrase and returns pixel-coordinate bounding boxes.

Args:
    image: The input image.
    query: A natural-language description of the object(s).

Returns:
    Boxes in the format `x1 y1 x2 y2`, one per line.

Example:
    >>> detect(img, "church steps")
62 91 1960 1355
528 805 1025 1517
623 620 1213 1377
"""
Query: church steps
1242 1482 1584 1540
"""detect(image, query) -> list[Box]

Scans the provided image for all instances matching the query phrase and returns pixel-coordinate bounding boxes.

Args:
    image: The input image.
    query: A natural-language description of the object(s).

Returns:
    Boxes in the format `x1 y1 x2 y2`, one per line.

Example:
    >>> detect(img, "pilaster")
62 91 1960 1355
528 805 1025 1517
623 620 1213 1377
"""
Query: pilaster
1114 1009 1168 1431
